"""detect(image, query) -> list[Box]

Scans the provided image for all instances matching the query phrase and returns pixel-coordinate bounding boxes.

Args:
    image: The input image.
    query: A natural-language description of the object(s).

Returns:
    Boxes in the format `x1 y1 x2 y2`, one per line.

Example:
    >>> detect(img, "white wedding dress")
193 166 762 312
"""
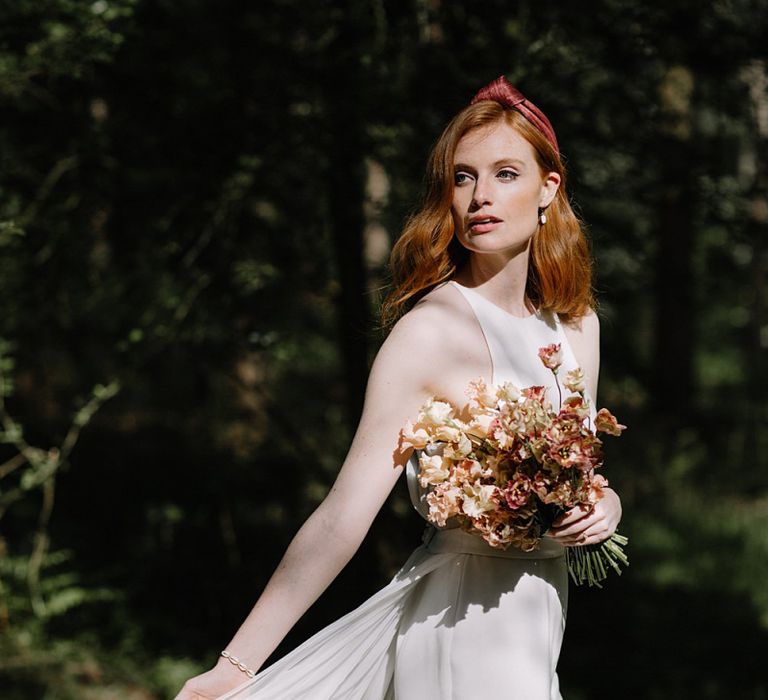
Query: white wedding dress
221 280 597 700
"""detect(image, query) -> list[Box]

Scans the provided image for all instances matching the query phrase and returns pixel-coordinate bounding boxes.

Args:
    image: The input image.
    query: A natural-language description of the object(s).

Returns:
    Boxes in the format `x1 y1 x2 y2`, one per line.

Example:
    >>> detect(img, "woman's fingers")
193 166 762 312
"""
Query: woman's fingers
550 510 601 538
555 517 613 546
550 489 623 545
551 503 592 528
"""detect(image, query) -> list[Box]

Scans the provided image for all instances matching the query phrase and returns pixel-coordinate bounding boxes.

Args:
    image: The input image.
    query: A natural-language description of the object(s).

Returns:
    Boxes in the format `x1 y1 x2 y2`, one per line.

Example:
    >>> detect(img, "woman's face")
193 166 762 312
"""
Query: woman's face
451 120 560 258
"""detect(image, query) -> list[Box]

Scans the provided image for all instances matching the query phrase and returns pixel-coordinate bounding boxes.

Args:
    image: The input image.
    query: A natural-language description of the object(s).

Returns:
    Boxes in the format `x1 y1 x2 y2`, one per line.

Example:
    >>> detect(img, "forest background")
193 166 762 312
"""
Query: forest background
1 1 767 698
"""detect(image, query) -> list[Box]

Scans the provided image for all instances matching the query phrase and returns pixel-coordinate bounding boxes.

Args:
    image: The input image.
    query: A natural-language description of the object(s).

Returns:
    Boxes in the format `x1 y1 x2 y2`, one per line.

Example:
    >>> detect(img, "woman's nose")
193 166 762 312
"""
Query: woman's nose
471 178 492 208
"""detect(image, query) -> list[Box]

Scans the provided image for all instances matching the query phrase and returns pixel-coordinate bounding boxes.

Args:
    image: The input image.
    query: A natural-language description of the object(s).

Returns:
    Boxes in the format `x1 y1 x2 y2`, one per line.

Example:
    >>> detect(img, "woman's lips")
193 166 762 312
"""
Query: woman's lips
468 218 503 234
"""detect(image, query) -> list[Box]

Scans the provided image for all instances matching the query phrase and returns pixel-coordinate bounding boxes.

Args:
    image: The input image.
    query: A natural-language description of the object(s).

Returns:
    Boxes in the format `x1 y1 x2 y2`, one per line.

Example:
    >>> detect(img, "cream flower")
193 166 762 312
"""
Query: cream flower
400 419 429 451
461 483 497 518
466 377 497 411
563 367 586 393
465 412 495 439
420 398 454 426
496 381 521 404
435 425 462 443
445 433 473 459
418 454 450 487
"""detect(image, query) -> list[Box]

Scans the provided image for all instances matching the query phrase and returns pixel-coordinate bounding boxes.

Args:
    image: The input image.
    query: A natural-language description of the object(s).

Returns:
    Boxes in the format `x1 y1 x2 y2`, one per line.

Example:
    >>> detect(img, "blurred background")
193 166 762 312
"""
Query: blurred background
1 1 767 698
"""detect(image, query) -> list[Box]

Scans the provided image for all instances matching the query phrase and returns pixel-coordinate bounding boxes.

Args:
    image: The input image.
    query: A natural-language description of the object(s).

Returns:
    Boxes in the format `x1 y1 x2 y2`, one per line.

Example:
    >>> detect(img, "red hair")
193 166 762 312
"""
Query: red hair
379 100 595 328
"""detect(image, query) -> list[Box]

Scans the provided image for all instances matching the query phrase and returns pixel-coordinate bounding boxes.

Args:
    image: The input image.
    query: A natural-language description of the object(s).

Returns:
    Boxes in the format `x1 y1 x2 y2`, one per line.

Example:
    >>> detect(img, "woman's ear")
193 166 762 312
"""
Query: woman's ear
539 171 561 208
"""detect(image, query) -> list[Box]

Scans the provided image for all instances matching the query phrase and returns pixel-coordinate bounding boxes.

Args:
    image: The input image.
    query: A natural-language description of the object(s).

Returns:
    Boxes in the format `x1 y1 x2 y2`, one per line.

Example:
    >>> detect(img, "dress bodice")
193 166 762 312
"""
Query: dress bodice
406 280 597 530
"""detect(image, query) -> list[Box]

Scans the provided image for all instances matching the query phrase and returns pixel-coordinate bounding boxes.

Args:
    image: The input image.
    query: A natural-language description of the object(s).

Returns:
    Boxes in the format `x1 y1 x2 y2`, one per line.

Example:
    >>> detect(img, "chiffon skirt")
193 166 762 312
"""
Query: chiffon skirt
220 527 568 700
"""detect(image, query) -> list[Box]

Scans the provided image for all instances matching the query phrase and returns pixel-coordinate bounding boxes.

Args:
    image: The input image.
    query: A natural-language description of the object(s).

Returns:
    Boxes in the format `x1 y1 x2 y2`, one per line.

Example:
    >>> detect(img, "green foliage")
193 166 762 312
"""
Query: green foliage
0 0 766 697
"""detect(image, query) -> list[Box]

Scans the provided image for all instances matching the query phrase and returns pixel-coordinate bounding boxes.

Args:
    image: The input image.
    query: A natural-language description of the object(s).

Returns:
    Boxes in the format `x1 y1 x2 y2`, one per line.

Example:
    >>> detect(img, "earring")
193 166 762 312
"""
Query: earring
539 209 547 225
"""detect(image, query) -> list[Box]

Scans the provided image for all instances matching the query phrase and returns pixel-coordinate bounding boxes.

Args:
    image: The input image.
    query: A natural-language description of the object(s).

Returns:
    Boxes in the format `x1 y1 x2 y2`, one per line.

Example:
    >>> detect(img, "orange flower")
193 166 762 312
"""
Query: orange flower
595 408 627 436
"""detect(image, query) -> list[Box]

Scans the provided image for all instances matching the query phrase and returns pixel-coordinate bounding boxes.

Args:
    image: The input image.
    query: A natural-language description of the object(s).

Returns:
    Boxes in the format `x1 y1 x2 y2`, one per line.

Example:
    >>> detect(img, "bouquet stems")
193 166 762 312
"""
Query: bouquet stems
566 532 629 587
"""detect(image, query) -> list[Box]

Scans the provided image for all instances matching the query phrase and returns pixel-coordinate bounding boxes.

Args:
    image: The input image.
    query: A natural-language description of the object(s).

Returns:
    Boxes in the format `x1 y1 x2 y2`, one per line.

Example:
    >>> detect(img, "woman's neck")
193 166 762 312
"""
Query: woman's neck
453 250 534 317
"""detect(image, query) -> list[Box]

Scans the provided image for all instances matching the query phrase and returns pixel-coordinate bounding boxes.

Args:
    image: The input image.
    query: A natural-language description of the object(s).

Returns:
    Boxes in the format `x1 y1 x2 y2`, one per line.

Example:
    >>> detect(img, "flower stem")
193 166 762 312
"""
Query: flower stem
565 531 629 587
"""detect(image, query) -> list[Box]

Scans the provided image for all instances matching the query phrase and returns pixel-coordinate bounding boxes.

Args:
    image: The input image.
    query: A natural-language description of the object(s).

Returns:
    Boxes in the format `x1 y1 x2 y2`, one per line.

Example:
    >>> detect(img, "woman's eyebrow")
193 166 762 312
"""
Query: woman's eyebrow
491 158 526 169
453 158 526 171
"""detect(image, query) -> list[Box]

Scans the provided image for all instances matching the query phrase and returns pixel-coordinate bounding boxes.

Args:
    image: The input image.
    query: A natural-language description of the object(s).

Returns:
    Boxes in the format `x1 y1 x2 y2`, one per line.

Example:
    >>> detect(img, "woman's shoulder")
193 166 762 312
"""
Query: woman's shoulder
558 306 600 346
386 281 476 344
373 281 489 404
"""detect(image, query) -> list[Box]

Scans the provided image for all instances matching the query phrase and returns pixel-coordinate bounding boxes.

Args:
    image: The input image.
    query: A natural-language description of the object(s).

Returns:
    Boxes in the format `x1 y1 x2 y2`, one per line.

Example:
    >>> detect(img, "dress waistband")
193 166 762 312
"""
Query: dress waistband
423 525 565 560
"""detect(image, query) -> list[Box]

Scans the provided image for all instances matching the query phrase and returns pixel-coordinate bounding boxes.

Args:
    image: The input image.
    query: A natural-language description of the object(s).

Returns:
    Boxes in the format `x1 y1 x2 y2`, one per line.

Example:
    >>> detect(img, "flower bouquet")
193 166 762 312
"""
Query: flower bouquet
400 343 628 587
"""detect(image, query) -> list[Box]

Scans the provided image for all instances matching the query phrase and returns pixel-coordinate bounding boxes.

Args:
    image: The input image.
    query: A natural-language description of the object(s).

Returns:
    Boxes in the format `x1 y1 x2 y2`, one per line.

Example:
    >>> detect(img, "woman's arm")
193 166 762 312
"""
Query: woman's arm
548 309 623 546
176 310 451 698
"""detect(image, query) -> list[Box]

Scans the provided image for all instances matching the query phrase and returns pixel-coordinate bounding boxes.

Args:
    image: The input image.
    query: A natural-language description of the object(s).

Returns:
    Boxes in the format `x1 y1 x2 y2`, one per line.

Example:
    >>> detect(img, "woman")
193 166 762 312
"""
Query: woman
176 75 622 700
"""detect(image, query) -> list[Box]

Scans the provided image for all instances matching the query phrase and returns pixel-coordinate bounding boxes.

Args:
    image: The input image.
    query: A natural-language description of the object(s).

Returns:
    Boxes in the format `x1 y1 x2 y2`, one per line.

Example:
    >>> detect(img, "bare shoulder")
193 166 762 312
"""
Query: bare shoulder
373 282 491 407
560 306 600 344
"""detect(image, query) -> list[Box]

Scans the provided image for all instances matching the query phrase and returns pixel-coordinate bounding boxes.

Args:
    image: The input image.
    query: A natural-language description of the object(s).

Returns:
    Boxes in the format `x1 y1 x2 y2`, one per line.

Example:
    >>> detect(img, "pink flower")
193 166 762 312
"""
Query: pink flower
521 385 548 403
595 408 627 436
547 433 603 472
426 482 461 527
503 474 533 510
538 343 563 372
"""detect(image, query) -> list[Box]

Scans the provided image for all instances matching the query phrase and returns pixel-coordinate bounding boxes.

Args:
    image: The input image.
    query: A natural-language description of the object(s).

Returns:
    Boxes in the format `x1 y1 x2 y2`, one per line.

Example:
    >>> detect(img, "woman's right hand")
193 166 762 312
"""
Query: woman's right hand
174 660 253 700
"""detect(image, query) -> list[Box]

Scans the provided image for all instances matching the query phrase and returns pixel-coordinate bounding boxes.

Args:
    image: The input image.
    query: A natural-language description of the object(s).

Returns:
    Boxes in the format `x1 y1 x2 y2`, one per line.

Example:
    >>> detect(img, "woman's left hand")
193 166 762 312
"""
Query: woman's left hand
547 487 622 546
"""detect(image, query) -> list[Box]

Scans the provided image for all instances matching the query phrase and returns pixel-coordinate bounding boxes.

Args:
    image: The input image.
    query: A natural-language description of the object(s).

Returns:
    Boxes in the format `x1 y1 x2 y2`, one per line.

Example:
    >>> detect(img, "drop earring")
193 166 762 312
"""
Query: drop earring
539 209 547 225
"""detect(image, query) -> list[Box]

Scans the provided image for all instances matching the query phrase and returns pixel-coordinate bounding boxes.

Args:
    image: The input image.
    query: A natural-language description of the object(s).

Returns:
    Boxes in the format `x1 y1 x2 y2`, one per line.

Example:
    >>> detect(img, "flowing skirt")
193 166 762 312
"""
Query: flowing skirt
220 528 568 700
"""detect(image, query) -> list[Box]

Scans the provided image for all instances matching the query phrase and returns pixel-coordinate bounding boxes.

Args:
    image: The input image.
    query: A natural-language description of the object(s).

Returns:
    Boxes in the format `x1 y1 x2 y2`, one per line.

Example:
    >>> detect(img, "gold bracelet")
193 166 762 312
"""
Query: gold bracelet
220 650 256 678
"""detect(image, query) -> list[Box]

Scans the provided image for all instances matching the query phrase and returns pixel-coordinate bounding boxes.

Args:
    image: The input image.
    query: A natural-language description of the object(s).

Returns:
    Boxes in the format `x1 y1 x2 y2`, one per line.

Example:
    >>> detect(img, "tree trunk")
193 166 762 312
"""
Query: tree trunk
323 2 373 429
651 65 697 419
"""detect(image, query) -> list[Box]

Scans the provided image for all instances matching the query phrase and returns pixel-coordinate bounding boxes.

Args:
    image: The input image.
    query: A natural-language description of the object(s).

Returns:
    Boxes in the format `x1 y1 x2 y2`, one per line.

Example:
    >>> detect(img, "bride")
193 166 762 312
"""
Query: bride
175 75 622 700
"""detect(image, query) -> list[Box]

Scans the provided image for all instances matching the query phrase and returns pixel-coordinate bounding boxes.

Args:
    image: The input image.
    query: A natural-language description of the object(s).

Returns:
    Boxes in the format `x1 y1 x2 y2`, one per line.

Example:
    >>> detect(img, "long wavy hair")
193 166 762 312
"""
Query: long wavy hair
379 101 596 329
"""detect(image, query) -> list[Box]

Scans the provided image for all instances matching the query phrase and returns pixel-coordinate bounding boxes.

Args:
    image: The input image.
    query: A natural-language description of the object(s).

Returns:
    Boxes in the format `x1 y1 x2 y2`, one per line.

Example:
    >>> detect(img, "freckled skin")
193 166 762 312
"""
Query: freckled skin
452 122 560 262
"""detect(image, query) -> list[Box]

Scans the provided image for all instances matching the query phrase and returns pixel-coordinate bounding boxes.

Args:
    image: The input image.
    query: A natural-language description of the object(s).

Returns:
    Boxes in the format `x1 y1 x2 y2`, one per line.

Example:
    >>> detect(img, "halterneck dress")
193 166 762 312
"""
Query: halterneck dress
220 280 596 700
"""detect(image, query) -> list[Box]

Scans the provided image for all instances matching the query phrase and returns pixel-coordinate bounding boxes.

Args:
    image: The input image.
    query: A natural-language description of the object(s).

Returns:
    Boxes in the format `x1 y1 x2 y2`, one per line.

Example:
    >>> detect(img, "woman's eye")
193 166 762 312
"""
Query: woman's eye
498 169 519 180
454 172 471 185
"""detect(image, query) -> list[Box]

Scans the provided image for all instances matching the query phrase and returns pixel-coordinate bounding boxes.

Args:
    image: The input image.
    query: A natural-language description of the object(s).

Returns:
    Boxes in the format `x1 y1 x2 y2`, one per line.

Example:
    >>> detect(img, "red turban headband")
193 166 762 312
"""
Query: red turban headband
470 75 559 156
